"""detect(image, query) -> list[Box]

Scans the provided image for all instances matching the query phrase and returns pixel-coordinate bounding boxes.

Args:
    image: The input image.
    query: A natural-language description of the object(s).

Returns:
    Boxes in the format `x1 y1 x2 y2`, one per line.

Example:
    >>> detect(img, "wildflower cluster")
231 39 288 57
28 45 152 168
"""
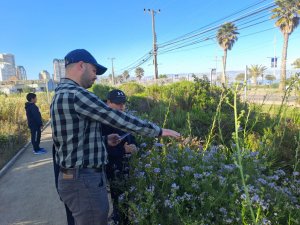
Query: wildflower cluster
118 142 300 225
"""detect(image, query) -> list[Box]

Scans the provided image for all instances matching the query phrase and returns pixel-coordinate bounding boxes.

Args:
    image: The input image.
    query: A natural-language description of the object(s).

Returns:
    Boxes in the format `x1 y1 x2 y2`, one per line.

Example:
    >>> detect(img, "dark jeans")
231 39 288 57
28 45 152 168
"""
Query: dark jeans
30 127 41 151
52 146 75 225
58 169 109 225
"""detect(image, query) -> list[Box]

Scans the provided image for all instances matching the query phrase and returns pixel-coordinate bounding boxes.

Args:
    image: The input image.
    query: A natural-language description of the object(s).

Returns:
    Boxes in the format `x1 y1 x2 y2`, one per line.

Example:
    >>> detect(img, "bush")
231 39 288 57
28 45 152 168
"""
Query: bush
119 143 300 224
119 82 145 96
90 84 111 100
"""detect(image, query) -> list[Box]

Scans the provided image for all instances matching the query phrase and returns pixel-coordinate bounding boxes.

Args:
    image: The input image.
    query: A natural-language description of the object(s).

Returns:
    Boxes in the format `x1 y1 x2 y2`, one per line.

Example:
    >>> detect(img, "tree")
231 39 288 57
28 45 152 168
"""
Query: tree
292 58 300 68
248 65 267 86
122 70 130 80
265 74 277 85
159 74 167 79
271 0 300 91
108 73 113 81
135 67 144 80
217 22 239 86
235 73 247 82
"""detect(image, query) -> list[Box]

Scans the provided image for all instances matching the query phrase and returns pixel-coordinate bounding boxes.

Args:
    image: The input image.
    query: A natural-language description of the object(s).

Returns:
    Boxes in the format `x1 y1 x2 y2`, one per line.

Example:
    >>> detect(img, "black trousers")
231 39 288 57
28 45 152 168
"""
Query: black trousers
52 145 75 225
30 127 41 151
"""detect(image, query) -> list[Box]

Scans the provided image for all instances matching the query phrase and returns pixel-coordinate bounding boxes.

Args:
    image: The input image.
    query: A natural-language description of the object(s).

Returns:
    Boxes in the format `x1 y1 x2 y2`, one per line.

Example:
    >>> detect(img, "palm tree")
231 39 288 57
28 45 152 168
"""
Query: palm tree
135 67 144 80
271 0 300 91
292 58 300 68
122 70 130 80
248 65 267 86
217 22 239 86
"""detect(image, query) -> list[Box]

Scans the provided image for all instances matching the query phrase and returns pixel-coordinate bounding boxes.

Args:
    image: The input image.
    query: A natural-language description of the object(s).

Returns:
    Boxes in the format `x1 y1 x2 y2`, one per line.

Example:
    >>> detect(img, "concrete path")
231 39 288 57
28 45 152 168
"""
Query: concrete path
0 125 67 225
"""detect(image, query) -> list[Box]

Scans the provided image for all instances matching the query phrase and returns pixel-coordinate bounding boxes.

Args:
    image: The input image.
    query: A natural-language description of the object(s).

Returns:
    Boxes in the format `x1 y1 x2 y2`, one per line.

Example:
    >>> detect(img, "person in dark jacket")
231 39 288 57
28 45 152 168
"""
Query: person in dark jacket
25 93 47 155
102 89 137 225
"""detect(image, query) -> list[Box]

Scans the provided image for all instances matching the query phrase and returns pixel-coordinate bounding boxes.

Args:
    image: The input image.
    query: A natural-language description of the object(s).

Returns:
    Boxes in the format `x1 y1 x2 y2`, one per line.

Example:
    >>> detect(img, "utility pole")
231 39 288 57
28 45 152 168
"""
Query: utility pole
244 65 248 101
144 8 160 80
273 35 277 79
108 57 115 85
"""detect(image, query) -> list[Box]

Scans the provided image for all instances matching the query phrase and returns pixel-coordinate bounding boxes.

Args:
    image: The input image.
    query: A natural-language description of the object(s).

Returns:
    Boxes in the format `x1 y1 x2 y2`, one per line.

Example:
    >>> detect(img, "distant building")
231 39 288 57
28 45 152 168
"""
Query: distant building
53 59 65 81
39 70 51 80
16 66 27 80
0 53 16 81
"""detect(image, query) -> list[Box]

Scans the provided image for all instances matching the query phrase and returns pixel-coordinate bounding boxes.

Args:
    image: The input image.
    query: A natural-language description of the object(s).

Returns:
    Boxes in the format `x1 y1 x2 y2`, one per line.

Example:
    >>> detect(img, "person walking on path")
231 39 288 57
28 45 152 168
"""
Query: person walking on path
50 49 180 225
25 92 47 155
103 89 137 224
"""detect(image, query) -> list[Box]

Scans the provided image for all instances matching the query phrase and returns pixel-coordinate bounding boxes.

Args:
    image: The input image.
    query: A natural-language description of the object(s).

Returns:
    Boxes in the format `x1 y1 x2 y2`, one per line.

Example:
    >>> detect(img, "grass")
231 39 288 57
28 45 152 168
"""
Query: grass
0 92 51 170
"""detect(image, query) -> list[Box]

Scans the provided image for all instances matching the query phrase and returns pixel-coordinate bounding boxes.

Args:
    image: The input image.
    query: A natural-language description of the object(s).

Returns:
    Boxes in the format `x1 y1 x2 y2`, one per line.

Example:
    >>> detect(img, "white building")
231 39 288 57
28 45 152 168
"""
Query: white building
53 59 65 81
16 66 27 80
39 70 51 80
0 53 16 81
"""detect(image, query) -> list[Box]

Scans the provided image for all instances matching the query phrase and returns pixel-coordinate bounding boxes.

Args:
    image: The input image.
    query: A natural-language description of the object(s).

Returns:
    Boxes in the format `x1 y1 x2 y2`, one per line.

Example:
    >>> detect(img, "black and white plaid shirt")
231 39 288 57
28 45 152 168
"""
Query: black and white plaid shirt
50 78 161 168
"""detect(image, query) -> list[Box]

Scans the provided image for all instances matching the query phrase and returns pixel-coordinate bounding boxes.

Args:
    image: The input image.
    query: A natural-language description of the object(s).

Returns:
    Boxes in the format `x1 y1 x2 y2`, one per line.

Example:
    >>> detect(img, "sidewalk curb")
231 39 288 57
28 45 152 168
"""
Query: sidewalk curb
0 121 51 179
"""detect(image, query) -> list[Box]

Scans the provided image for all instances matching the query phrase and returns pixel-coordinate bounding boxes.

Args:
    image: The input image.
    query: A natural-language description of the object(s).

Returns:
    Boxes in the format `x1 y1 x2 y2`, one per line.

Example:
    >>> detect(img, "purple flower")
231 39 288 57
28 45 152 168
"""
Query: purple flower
250 151 259 157
251 194 260 203
219 207 227 215
140 143 147 148
154 142 164 147
258 178 267 185
171 183 179 190
182 166 193 172
194 173 202 179
293 171 299 176
275 169 286 177
241 194 246 200
153 168 160 173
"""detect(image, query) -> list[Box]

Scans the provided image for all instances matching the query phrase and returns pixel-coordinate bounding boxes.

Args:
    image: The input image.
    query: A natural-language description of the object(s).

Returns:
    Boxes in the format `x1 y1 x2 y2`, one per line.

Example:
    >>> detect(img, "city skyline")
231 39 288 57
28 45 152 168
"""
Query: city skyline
1 0 300 80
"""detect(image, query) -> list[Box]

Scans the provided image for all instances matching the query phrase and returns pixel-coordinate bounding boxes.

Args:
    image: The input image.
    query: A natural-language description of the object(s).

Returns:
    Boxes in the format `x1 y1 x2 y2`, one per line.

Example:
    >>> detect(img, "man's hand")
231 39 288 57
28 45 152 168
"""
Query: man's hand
161 129 181 138
124 142 137 153
107 134 121 147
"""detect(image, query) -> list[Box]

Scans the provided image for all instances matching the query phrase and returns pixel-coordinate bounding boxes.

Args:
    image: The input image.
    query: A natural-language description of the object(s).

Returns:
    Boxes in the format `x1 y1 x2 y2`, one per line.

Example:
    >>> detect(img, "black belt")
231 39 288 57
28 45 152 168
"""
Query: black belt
60 166 104 174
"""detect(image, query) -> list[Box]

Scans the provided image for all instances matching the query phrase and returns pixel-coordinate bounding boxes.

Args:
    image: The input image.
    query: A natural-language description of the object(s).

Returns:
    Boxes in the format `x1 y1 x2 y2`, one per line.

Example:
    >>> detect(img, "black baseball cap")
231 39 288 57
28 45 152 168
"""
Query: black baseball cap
107 89 127 104
64 49 107 75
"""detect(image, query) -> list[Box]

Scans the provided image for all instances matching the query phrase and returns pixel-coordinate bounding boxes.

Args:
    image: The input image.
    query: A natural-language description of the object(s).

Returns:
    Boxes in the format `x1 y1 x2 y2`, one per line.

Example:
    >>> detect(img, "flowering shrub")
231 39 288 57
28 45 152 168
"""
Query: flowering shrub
118 142 300 225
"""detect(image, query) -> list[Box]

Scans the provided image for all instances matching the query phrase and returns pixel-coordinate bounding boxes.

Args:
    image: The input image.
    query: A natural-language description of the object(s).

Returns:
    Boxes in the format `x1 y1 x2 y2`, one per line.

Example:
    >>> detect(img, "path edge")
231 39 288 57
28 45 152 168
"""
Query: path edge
0 121 51 179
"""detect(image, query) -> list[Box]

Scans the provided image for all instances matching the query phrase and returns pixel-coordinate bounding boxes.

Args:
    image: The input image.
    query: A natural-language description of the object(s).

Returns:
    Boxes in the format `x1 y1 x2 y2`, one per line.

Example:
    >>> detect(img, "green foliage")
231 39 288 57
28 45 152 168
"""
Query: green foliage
235 73 247 82
0 92 50 169
118 82 145 96
135 67 145 80
90 83 111 100
292 58 300 68
159 74 168 79
119 143 300 224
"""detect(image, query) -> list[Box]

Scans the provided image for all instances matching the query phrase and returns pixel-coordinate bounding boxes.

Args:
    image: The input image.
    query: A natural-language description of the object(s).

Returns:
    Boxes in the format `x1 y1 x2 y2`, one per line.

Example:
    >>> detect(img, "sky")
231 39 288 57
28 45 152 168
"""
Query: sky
1 0 300 80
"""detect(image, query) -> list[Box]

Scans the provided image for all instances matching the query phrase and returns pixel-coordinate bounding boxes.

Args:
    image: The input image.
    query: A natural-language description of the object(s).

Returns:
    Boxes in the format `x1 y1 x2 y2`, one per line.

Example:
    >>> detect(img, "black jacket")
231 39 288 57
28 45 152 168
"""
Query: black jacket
102 123 136 178
25 102 43 129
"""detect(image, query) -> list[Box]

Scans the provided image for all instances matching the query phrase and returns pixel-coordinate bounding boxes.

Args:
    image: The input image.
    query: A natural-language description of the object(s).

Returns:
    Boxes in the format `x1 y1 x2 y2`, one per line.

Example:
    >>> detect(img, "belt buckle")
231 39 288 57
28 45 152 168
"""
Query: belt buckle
61 168 75 179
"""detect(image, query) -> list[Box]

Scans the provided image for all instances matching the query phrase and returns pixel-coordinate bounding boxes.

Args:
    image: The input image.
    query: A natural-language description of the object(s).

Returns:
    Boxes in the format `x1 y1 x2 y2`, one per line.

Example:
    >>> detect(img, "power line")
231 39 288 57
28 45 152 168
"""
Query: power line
117 0 276 75
158 0 274 48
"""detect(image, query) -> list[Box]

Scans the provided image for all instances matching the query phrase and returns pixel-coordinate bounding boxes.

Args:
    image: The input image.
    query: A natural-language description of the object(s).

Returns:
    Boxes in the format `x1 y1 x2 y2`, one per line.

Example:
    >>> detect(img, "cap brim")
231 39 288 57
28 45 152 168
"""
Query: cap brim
95 64 107 75
110 98 127 104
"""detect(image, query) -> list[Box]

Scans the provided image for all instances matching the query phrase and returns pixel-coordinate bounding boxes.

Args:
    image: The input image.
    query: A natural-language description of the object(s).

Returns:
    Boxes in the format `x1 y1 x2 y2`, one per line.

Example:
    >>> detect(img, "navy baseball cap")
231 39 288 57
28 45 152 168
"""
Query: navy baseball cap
64 49 107 75
107 89 127 104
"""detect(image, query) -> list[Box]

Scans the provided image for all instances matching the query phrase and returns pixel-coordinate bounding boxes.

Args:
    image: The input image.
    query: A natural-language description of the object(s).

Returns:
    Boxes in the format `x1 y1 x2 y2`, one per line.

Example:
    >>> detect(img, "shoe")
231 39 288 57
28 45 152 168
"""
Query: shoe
39 148 47 153
33 149 47 155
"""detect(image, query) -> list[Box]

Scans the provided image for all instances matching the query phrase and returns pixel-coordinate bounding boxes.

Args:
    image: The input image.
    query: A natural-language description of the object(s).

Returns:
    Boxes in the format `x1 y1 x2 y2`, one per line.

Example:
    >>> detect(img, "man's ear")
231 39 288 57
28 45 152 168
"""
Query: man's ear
78 61 85 70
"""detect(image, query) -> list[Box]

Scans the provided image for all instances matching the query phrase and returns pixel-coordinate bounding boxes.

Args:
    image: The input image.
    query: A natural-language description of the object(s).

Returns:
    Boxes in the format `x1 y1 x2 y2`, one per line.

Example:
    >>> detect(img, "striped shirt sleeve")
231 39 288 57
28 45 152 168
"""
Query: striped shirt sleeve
74 89 162 137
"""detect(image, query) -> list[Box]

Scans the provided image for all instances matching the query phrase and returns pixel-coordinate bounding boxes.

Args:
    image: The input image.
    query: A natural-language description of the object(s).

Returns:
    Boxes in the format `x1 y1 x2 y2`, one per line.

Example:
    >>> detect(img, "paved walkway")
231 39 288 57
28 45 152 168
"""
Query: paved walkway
0 125 67 225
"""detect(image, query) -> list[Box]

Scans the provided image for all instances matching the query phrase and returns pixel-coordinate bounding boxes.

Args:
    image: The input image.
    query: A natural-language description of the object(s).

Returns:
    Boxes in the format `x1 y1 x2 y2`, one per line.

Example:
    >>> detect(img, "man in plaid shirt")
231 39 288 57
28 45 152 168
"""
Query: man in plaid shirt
51 49 180 225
